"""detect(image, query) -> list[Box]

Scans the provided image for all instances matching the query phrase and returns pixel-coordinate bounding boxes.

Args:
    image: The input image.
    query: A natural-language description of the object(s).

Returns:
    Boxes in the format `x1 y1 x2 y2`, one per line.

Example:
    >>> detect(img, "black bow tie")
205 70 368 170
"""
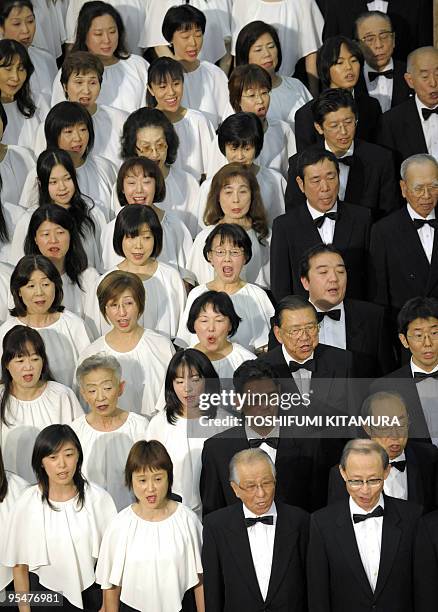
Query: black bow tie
421 107 438 120
414 371 438 382
390 460 406 472
245 515 274 528
368 69 394 82
338 155 354 167
314 211 338 228
317 309 341 323
353 505 384 524
289 359 315 373
412 218 438 230
248 437 279 450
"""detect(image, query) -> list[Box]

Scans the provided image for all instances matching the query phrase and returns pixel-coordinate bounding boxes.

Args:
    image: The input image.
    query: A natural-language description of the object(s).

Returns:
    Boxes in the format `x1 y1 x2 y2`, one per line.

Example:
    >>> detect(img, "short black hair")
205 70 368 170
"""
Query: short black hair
296 148 339 181
162 4 206 42
71 0 129 59
218 112 264 159
228 64 272 113
116 157 166 206
312 88 358 126
299 244 344 279
44 102 94 160
317 36 363 90
10 255 65 317
113 204 163 259
120 107 179 164
203 223 252 264
146 56 184 108
233 360 280 395
273 295 317 328
398 297 438 336
235 20 282 71
187 290 241 337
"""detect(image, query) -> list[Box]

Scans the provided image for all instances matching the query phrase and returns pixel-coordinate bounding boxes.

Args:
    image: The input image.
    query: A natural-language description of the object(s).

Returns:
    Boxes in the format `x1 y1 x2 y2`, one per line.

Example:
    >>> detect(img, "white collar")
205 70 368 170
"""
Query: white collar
324 139 354 158
311 300 345 314
306 200 338 219
406 202 436 221
349 493 385 517
390 450 406 462
243 501 277 520
282 344 314 365
410 358 438 375
364 58 394 74
415 93 438 118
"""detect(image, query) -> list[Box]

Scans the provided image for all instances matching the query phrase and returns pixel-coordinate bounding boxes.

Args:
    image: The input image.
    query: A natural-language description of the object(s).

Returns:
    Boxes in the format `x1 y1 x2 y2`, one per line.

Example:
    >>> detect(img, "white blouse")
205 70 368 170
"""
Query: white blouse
0 380 84 482
31 0 65 58
268 76 312 129
0 145 35 207
196 341 256 378
181 61 229 129
0 263 11 324
0 201 26 266
1 100 46 152
173 108 215 181
28 46 58 107
96 503 203 612
61 268 101 338
0 472 28 592
71 412 149 511
1 483 116 609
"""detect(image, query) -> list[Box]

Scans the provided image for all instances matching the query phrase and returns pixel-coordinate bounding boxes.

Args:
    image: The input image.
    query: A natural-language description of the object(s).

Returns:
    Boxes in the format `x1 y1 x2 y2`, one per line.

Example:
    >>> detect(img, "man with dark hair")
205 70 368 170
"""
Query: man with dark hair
271 148 371 301
285 88 399 217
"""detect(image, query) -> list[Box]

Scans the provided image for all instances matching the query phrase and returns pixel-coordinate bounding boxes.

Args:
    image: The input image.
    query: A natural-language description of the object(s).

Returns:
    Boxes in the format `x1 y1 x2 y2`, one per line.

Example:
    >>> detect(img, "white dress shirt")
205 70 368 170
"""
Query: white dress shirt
385 451 408 500
243 501 277 600
350 494 384 592
364 59 394 113
325 141 354 201
415 94 438 159
313 301 347 350
367 0 388 12
245 423 279 463
406 203 435 264
307 200 338 244
282 345 313 397
411 359 438 445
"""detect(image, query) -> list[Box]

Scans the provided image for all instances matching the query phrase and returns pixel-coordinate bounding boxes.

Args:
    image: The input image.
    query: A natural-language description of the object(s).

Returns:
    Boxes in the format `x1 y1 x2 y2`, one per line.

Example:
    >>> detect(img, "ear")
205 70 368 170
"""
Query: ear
400 179 408 200
62 84 68 99
296 176 305 194
399 333 410 350
230 480 241 500
339 465 348 483
301 275 310 292
314 121 324 136
404 71 414 89
118 380 126 397
383 464 391 480
273 324 283 345
146 84 154 97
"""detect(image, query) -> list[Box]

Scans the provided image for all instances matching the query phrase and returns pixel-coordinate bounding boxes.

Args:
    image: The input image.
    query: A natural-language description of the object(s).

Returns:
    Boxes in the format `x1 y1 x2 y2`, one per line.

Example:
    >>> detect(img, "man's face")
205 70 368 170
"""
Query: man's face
296 158 339 213
314 107 356 156
366 395 409 461
274 307 319 361
405 49 438 108
340 450 390 511
399 316 438 371
356 15 395 70
301 251 347 309
231 458 276 515
400 160 438 218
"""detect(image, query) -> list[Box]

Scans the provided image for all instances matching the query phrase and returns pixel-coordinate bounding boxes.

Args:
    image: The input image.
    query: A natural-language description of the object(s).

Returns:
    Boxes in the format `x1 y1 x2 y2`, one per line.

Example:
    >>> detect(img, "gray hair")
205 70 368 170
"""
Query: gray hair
400 153 438 180
340 438 389 471
76 352 122 386
361 390 407 419
354 10 392 39
229 448 276 485
407 46 438 74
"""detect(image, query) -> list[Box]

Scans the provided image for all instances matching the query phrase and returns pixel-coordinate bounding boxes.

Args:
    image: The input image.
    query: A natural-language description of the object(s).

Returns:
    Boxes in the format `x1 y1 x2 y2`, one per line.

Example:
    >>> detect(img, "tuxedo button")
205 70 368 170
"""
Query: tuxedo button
409 273 416 280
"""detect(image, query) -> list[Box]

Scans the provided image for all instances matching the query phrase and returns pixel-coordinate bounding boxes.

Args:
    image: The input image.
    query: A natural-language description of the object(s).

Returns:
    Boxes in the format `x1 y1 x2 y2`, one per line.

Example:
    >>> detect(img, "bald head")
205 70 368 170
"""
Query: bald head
405 47 438 108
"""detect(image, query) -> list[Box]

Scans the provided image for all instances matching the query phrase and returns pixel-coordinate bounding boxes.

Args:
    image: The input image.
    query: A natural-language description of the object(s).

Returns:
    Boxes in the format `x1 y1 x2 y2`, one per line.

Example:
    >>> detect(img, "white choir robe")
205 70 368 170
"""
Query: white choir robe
173 108 215 181
181 61 229 130
0 144 35 206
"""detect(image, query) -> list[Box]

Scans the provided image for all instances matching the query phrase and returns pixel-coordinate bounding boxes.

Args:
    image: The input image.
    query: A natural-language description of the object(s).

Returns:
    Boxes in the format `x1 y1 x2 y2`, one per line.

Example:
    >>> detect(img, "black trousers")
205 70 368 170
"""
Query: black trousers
28 573 102 611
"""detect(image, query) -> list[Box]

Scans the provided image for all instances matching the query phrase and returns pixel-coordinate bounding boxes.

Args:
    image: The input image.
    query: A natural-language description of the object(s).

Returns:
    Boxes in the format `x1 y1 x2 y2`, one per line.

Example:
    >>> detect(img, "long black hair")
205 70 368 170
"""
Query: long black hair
0 39 35 117
0 445 7 502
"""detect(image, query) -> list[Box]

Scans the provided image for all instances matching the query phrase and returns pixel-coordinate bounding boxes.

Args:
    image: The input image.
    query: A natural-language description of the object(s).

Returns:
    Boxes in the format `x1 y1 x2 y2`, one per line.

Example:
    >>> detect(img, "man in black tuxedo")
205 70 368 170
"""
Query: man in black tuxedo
272 148 371 302
308 438 422 612
354 11 411 112
202 448 309 612
415 509 438 611
286 89 399 219
378 47 438 167
328 391 438 512
368 153 438 330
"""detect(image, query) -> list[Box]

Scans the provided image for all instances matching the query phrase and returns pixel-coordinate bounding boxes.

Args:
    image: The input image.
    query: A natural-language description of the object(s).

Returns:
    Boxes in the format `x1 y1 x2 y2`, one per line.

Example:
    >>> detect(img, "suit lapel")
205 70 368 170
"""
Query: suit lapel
373 499 402 599
405 446 423 504
333 203 353 251
403 99 428 153
344 300 366 354
398 208 431 273
344 153 364 205
265 507 297 603
426 229 438 293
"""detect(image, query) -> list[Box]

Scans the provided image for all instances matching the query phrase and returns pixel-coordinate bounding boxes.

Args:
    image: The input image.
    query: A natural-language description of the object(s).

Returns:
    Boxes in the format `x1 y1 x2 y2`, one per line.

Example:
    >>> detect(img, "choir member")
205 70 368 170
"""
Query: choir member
0 170 24 265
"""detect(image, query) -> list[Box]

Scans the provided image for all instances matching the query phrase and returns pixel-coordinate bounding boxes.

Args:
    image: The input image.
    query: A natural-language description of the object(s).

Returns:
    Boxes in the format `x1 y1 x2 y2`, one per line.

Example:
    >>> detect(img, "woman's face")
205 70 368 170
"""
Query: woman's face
47 164 75 208
239 82 270 118
80 367 124 418
135 126 168 169
219 176 252 221
57 122 89 160
148 74 183 113
172 25 203 63
0 54 27 101
208 236 245 284
7 341 43 388
35 220 70 263
18 269 56 315
64 70 100 108
41 440 79 488
123 166 156 206
329 43 361 89
224 142 256 166
248 32 278 75
132 467 169 510
1 6 36 47
193 303 232 353
85 14 118 59
105 289 140 332
122 222 155 266
172 364 205 413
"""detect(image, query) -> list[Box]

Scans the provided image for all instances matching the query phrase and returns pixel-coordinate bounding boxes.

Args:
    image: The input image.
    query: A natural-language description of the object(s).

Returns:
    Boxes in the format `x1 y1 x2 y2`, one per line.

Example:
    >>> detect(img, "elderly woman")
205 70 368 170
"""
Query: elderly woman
72 354 149 511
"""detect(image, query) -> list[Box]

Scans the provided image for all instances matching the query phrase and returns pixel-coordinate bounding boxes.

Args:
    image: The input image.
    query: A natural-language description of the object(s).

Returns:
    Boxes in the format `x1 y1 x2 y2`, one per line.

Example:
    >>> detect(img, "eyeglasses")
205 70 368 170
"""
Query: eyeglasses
359 31 394 45
324 118 357 133
241 90 270 101
135 141 168 155
406 329 438 343
347 478 383 489
210 248 244 258
281 323 319 339
106 300 136 313
236 480 275 494
407 183 438 197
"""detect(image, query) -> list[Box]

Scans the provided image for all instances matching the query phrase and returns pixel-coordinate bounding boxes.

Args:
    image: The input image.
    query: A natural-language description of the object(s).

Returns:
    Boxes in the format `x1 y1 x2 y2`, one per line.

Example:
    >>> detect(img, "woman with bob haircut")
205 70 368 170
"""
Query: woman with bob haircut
187 289 255 378
119 107 201 237
0 255 91 387
235 20 311 129
294 35 381 151
20 102 117 221
177 223 274 353
96 439 204 612
77 270 174 417
161 4 228 129
147 56 214 181
147 348 221 517
0 325 83 482
52 1 148 113
23 205 100 335
198 111 286 227
100 157 193 281
187 163 270 289
73 353 149 510
1 424 116 610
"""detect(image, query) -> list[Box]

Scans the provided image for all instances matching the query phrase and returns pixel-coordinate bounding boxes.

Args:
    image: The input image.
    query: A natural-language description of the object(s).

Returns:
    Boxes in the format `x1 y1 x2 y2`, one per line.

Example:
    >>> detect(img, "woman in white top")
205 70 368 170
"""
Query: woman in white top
187 289 256 379
52 1 148 114
79 271 174 417
161 4 228 129
0 325 83 482
147 57 214 181
187 162 271 288
0 170 25 266
73 353 149 511
1 424 117 610
0 255 92 387
177 224 274 353
96 439 204 612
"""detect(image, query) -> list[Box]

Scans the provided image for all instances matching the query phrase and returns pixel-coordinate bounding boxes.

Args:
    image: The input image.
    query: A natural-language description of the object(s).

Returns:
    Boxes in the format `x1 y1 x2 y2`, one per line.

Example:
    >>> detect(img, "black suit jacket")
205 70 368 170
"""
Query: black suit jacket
202 501 309 612
355 60 412 110
271 201 371 302
284 140 400 219
308 496 423 612
415 509 438 611
328 441 438 512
